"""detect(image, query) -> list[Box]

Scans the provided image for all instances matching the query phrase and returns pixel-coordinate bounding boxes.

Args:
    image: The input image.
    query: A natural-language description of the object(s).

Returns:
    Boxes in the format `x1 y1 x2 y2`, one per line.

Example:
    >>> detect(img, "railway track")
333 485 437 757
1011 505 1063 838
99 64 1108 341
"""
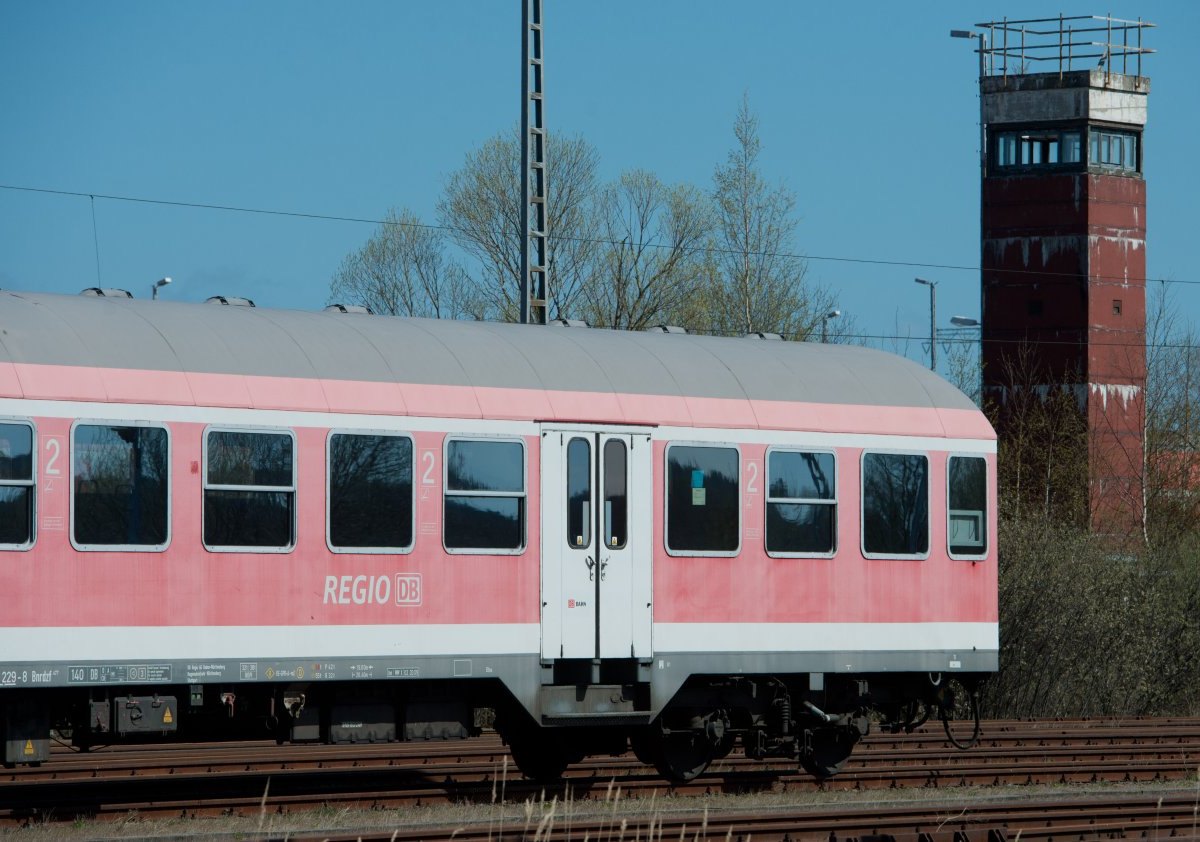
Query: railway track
304 791 1200 842
4 718 1200 834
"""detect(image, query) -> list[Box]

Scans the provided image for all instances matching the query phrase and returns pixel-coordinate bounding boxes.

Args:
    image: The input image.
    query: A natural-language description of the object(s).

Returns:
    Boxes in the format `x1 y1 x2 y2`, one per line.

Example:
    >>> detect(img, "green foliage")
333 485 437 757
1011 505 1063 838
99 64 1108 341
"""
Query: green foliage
988 516 1200 718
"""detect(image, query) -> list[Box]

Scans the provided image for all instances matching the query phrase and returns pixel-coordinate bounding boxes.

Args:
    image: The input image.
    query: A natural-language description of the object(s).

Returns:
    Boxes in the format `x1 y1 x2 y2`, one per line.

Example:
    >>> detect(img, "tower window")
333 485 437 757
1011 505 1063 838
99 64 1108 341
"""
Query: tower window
1028 300 1044 317
1112 299 1122 316
995 129 1082 170
1090 129 1138 172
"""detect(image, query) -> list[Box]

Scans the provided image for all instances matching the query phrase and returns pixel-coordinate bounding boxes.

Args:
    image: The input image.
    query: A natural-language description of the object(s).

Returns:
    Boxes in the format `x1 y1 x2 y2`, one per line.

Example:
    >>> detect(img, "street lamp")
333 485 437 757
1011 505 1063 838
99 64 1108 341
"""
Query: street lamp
151 277 172 300
914 278 937 371
951 28 989 349
821 309 841 343
950 28 988 174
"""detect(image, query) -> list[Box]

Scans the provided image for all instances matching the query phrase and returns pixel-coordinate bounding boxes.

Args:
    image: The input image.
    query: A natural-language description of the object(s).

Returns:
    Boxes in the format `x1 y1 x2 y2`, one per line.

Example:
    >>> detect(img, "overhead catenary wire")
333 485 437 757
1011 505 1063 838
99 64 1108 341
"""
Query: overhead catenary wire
0 182 1187 290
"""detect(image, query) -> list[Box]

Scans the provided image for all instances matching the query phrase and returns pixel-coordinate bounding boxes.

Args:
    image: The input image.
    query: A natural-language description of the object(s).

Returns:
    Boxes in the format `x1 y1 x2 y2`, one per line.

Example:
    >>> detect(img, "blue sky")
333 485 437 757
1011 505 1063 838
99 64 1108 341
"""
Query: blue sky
1 2 1196 370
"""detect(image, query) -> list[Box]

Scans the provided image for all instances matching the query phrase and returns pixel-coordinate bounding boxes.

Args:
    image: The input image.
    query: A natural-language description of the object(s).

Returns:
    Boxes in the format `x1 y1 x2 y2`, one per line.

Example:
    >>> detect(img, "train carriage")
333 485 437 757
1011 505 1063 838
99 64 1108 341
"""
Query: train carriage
0 290 997 780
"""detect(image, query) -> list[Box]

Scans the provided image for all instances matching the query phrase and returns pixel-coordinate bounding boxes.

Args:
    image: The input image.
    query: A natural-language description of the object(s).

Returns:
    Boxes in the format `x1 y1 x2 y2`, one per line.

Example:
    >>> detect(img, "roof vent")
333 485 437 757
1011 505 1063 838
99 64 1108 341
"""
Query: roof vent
644 324 687 334
206 295 256 307
80 287 133 298
745 331 785 340
324 303 374 314
549 318 588 328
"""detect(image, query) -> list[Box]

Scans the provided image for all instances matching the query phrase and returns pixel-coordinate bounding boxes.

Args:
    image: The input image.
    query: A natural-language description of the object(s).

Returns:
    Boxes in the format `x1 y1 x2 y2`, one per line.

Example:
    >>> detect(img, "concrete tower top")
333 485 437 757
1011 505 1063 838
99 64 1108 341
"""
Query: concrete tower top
982 70 1148 128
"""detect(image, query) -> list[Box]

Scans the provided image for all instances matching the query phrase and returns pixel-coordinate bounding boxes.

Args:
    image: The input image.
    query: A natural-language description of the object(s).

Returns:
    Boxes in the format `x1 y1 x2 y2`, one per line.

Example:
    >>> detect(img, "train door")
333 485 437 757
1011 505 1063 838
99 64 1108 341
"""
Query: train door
540 428 652 662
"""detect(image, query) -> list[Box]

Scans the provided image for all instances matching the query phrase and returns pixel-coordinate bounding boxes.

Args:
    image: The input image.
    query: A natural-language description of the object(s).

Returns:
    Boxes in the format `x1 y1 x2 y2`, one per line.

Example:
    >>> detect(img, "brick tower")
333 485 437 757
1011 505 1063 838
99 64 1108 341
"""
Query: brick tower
974 16 1152 533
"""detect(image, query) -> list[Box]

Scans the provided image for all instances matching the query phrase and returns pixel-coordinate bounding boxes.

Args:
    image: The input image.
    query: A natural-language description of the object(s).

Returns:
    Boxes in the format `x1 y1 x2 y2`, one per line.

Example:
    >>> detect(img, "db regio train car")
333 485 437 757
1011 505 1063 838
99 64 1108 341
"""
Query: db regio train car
0 290 997 781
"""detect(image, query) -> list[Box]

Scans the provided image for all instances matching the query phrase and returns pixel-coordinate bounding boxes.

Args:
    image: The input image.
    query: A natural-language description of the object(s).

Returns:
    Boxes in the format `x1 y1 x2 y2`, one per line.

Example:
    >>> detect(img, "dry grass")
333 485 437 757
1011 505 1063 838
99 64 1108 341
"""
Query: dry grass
6 772 1200 842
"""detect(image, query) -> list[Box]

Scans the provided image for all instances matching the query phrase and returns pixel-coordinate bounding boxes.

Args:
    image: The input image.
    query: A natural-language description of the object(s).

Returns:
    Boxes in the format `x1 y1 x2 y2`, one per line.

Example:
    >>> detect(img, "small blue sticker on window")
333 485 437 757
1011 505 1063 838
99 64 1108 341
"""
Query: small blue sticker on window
691 469 704 489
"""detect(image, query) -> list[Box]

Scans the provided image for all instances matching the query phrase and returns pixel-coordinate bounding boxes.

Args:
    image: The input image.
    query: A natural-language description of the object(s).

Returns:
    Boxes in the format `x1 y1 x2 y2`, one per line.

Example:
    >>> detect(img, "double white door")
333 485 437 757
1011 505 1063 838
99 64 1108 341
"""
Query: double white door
540 428 652 661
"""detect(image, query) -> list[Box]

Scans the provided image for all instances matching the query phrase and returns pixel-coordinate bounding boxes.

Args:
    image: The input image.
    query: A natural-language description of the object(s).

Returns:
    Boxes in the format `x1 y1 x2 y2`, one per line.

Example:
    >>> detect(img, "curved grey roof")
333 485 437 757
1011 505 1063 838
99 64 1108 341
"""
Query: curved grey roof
0 290 981 420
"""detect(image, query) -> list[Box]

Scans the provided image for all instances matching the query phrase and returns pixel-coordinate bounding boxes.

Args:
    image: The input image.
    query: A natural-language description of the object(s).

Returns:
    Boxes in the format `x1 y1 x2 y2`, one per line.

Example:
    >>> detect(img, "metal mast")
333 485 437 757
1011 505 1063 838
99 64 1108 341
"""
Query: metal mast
520 0 547 324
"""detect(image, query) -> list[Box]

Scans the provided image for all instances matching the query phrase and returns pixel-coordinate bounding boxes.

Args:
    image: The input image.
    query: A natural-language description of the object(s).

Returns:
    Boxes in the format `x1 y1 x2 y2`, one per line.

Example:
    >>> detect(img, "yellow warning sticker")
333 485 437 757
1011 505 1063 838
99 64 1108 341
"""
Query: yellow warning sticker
23 739 33 756
163 707 173 724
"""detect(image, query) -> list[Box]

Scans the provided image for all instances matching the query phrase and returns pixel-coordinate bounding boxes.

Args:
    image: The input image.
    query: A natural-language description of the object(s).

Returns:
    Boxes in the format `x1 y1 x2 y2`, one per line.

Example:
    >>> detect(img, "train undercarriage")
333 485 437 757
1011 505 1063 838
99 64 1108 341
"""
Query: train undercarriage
4 672 983 783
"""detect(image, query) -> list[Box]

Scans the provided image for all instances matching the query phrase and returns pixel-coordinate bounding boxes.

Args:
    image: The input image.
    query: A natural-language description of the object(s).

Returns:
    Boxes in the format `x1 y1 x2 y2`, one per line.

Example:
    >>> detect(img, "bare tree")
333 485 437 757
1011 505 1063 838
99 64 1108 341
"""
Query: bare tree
943 330 983 406
328 208 475 318
989 343 1089 525
1143 282 1200 540
437 127 601 321
580 170 712 330
702 96 835 338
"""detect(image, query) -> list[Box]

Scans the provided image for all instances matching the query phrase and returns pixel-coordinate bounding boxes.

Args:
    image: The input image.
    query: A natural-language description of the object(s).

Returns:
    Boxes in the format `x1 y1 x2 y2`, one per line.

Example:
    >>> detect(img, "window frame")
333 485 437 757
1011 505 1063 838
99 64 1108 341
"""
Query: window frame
69 419 171 553
1089 126 1139 173
0 418 36 551
664 441 742 558
946 453 989 562
764 446 837 559
859 449 931 561
993 126 1085 173
325 429 416 555
602 437 628 551
202 425 297 554
442 435 527 556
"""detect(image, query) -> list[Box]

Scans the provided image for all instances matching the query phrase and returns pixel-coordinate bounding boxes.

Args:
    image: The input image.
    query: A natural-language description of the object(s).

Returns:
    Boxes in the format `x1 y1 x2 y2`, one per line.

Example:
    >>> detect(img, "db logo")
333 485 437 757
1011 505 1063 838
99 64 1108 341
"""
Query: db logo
395 574 422 606
568 599 575 608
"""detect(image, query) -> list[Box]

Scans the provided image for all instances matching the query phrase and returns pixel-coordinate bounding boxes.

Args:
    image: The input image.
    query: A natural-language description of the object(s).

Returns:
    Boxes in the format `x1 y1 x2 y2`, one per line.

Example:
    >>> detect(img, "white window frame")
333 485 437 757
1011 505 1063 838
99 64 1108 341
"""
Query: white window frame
70 419 171 553
664 441 742 558
326 429 415 555
442 435 527 555
860 449 930 561
946 453 989 562
565 435 593 550
0 418 36 551
764 446 837 559
203 426 296 554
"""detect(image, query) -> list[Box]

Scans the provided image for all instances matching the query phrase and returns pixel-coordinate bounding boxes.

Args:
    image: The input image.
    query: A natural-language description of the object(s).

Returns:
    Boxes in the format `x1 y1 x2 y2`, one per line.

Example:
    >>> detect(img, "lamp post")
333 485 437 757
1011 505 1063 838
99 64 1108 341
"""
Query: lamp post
914 278 937 371
951 28 988 366
820 309 841 343
949 28 988 174
151 277 172 300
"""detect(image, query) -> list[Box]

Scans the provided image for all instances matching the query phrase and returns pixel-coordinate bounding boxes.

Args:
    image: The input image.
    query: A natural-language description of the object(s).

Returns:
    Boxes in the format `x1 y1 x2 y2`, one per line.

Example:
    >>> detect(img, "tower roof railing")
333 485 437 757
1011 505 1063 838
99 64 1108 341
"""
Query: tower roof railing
969 14 1154 79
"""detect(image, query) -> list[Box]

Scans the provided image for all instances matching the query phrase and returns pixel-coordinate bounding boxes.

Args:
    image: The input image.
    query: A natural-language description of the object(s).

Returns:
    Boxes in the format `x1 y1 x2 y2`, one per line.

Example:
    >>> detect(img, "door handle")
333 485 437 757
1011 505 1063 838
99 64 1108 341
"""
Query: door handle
599 556 608 581
585 555 595 582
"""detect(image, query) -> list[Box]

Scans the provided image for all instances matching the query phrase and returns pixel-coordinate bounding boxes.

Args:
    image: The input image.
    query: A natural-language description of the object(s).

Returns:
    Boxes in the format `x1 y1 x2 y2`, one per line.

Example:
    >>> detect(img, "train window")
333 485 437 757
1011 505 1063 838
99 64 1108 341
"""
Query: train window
204 429 295 551
0 421 34 549
72 423 169 550
666 444 739 555
443 438 525 553
861 452 929 558
948 455 988 558
603 439 627 549
328 432 414 552
566 437 591 548
765 449 836 556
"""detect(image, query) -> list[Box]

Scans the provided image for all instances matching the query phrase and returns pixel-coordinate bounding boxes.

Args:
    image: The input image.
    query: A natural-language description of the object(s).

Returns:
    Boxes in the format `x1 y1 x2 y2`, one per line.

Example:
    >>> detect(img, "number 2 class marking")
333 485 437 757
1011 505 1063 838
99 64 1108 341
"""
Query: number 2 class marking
44 438 61 476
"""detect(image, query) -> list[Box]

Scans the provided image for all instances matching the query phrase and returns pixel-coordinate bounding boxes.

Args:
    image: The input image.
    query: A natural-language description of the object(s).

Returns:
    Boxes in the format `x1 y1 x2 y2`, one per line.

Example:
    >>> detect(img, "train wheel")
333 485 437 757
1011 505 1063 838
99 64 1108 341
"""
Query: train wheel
505 731 569 783
629 727 657 767
711 730 735 760
799 726 858 779
650 729 713 783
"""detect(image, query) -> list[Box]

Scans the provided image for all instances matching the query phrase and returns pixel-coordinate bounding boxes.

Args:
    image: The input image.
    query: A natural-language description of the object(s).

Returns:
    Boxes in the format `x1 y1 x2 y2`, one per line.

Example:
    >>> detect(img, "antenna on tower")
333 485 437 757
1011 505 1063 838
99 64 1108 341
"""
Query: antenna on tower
520 0 548 325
